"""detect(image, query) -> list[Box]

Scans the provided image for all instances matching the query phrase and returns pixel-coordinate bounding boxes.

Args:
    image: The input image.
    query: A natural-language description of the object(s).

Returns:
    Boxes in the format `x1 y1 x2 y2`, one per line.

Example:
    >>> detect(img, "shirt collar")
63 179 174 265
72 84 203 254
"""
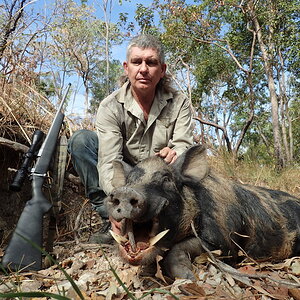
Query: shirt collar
118 81 173 125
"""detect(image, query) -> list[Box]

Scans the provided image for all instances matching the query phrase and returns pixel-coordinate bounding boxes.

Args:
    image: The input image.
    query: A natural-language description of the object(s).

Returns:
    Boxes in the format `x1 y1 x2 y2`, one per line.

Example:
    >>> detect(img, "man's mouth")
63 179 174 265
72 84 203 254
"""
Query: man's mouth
137 78 151 83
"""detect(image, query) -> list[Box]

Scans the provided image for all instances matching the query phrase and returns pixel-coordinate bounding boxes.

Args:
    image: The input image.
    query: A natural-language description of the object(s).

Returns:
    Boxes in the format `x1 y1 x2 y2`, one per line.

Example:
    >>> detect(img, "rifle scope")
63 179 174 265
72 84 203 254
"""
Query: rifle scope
10 130 45 192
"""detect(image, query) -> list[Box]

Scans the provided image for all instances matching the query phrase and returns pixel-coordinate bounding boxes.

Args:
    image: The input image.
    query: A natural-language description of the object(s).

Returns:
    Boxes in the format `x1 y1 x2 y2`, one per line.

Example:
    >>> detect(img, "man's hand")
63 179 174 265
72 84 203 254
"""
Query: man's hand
155 147 177 164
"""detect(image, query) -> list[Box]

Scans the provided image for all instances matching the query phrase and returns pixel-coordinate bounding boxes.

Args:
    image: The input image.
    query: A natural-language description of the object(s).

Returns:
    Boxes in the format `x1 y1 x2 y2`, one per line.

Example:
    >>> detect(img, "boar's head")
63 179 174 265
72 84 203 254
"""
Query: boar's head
105 145 209 266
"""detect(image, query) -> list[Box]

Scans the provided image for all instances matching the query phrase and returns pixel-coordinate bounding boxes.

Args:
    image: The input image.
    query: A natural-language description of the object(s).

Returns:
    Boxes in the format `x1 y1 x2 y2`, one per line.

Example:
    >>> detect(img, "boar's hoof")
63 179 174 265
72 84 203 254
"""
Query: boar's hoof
163 250 196 280
164 264 196 281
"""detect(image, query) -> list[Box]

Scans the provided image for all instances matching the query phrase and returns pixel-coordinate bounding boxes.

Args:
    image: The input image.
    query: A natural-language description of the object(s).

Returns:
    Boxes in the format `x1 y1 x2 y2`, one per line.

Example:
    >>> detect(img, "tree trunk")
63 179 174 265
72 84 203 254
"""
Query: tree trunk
278 49 293 163
247 1 284 168
102 0 112 97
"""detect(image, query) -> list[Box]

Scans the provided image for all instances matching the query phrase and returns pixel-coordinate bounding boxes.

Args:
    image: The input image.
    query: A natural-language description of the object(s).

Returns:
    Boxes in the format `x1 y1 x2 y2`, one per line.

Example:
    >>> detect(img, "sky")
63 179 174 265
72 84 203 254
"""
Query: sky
31 0 153 116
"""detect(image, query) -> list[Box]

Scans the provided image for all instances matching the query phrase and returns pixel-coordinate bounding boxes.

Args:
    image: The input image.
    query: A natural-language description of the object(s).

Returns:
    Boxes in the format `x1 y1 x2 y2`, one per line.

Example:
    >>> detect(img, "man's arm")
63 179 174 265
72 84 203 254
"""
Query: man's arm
95 103 124 195
168 96 194 156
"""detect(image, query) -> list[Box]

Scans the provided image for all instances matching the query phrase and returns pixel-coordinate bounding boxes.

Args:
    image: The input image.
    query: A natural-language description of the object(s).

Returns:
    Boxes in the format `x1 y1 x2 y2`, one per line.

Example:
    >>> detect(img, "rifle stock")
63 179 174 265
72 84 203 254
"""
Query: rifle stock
2 84 71 271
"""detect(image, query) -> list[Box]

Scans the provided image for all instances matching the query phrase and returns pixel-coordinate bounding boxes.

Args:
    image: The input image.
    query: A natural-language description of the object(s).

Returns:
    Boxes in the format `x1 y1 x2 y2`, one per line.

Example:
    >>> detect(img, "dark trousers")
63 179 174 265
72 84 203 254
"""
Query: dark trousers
67 129 108 218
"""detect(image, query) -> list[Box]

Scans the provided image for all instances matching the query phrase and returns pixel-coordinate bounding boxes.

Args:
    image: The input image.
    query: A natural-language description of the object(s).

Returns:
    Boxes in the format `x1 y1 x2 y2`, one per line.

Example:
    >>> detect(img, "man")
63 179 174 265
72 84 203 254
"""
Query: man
68 34 194 243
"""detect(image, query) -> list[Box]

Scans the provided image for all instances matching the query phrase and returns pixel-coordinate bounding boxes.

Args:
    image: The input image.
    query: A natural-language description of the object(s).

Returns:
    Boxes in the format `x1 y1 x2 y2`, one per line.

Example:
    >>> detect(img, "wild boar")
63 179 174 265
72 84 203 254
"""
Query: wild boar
105 145 300 280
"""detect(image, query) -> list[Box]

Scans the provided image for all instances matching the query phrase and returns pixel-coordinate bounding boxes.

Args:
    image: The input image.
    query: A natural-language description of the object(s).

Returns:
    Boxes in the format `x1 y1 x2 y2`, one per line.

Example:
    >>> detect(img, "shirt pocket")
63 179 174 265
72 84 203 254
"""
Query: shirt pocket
153 118 176 152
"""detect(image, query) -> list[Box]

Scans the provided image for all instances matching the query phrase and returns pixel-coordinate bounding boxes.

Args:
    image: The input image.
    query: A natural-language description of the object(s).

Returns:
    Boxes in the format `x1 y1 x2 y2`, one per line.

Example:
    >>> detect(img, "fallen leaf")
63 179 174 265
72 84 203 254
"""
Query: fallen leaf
250 280 278 299
194 253 210 264
155 255 168 284
224 273 235 287
291 260 300 275
66 289 89 300
263 284 289 299
194 250 221 265
289 288 300 300
106 281 119 300
89 291 105 299
237 265 256 275
61 258 74 268
178 282 206 297
85 259 96 269
119 266 139 287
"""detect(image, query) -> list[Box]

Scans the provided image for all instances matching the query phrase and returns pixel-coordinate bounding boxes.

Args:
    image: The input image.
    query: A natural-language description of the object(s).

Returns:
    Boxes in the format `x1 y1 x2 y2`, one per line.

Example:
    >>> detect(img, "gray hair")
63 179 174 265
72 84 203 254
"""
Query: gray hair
120 34 174 92
126 34 165 64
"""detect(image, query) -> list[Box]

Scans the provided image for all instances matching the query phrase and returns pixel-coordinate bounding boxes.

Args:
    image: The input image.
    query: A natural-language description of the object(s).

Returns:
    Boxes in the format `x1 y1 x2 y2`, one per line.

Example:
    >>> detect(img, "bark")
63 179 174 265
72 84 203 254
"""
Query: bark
246 1 284 168
0 137 28 152
102 0 112 97
194 115 232 153
278 49 293 163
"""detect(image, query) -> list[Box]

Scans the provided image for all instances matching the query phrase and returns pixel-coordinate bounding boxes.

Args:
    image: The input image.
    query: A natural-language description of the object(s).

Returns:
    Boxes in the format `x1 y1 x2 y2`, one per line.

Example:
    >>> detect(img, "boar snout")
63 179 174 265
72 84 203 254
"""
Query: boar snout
106 187 147 222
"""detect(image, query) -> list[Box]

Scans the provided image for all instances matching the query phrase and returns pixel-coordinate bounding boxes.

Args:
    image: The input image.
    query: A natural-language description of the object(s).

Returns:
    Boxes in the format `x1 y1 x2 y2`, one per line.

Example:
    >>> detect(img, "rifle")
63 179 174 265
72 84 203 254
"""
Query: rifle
9 130 45 192
2 83 71 271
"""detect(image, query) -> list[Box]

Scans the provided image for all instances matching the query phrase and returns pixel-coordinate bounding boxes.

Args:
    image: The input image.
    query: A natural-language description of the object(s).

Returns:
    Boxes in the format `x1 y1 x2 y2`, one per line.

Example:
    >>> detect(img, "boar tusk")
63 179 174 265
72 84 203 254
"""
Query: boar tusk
149 229 169 246
109 230 128 244
128 231 136 252
149 217 160 237
120 218 127 236
126 220 137 252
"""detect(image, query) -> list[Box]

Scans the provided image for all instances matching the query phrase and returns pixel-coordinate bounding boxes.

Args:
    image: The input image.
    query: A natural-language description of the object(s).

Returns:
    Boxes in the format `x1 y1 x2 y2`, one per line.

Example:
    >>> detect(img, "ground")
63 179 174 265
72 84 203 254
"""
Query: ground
0 145 300 299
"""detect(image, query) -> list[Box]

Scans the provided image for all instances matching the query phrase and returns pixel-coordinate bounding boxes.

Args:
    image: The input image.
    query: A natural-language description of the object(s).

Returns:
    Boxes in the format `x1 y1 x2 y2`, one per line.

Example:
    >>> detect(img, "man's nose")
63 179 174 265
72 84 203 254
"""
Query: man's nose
139 61 148 73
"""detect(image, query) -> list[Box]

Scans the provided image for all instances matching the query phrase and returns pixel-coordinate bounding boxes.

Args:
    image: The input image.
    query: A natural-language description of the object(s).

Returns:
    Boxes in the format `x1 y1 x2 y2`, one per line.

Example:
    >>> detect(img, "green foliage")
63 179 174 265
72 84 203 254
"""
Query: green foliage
192 46 236 97
134 3 160 35
89 59 123 114
1 0 298 165
49 0 107 76
151 0 300 165
35 78 57 98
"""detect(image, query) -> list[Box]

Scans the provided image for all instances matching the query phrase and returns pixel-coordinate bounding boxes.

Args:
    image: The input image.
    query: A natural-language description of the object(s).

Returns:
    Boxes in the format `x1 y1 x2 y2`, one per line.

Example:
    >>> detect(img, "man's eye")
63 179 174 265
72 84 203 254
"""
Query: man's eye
131 60 141 65
147 60 158 66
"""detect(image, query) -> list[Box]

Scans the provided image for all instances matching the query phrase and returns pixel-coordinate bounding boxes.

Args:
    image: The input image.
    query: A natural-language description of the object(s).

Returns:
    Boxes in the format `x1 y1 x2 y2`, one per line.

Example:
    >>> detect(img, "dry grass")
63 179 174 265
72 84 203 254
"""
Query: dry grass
0 78 95 144
0 79 56 142
209 152 300 198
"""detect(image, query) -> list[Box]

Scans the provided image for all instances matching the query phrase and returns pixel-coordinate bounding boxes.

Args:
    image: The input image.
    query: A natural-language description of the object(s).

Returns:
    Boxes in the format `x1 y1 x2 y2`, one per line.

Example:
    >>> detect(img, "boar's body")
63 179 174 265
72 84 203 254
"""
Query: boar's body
105 145 300 280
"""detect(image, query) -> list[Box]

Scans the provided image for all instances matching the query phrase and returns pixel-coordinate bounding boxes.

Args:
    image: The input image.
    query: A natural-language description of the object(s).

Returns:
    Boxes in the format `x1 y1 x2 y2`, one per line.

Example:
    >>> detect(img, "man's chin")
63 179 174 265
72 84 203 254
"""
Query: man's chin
134 83 153 91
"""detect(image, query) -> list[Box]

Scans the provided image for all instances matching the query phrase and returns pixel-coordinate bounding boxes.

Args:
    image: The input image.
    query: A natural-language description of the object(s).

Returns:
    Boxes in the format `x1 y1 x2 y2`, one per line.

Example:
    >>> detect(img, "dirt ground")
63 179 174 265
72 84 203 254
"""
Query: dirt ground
0 145 300 300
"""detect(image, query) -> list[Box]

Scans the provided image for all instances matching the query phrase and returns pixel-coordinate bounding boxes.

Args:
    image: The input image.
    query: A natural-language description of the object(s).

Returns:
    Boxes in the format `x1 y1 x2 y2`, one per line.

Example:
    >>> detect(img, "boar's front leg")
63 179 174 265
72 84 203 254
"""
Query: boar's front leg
162 237 203 280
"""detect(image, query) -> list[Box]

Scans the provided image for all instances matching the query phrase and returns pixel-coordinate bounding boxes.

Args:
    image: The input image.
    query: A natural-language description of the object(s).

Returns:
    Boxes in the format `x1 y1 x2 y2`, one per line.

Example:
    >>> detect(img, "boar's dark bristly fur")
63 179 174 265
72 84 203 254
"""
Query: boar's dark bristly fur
105 145 300 280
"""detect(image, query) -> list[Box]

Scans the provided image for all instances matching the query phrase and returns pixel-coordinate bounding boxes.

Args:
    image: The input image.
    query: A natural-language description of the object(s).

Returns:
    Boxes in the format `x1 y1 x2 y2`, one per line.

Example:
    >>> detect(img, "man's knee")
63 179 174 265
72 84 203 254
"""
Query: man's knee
68 129 97 155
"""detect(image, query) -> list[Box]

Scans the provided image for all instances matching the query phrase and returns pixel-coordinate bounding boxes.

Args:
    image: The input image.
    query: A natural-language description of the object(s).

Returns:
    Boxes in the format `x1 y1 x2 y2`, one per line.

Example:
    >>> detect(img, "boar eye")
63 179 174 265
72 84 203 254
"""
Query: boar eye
162 174 172 183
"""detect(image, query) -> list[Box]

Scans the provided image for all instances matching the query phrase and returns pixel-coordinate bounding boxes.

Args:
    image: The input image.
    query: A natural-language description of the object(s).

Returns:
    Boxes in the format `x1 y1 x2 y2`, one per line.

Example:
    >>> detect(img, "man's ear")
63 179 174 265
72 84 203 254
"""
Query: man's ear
123 61 128 75
160 63 167 78
111 160 133 188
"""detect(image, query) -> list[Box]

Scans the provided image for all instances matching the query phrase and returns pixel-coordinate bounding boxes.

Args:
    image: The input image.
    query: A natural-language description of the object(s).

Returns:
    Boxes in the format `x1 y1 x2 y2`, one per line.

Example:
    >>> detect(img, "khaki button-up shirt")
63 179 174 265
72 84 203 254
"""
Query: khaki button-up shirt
95 81 194 194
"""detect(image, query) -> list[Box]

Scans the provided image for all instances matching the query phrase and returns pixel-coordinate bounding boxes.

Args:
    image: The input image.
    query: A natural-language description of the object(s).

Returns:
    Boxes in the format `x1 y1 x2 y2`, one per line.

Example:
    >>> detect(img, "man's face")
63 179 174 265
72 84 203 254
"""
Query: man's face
123 46 166 94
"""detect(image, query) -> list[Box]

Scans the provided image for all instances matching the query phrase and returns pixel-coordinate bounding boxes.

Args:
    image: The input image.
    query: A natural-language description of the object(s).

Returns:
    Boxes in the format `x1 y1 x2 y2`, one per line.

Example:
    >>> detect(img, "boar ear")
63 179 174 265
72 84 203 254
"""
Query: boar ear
174 145 208 181
111 160 133 188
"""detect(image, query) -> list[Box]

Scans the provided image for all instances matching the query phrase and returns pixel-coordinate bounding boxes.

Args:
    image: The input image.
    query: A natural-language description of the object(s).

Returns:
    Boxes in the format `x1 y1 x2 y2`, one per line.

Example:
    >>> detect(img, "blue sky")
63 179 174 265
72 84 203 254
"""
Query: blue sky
28 0 156 116
32 0 153 62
